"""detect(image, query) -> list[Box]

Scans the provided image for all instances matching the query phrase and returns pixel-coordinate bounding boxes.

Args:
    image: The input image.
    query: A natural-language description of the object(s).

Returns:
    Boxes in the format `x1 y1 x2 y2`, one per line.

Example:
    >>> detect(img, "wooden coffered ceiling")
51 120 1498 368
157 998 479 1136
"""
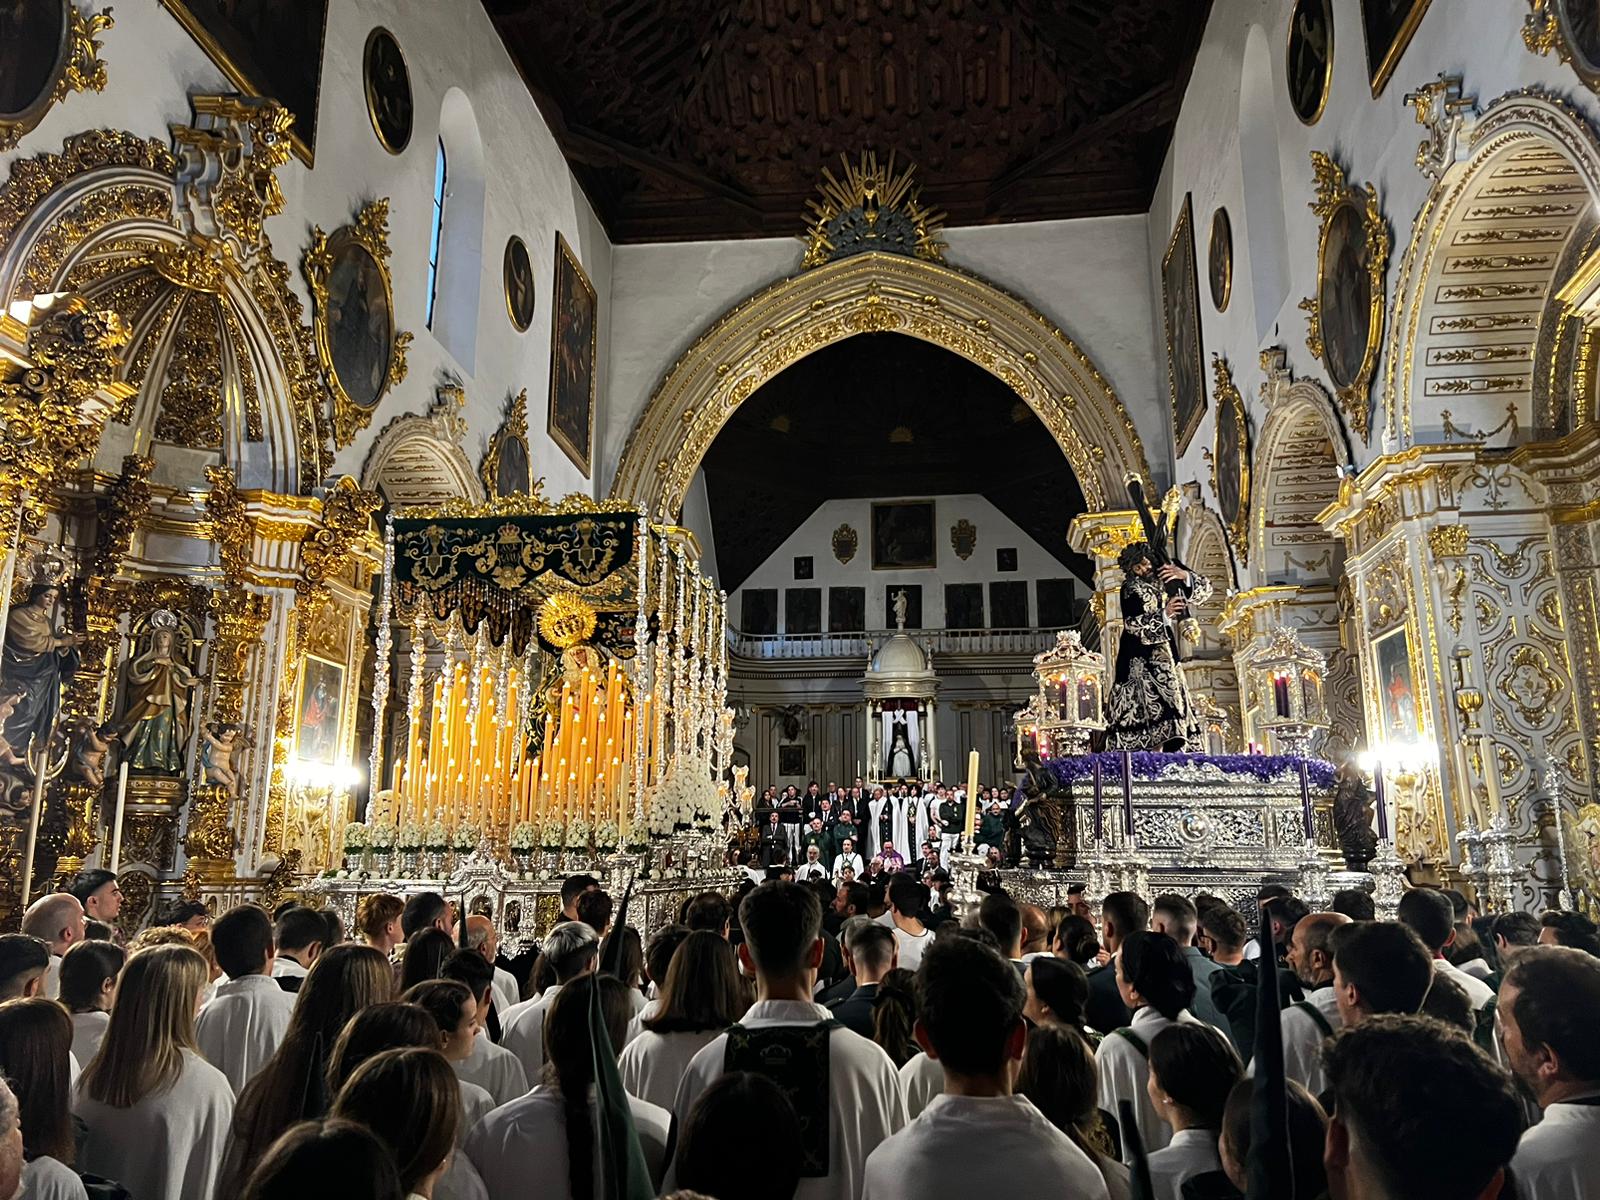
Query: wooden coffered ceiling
482 0 1214 242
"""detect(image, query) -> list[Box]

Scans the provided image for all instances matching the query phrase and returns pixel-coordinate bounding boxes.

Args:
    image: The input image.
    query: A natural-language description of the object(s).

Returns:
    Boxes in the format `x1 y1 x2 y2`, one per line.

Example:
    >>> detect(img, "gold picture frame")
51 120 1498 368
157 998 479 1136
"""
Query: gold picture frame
0 2 113 152
1299 152 1390 440
504 235 535 333
1525 0 1600 94
548 233 597 477
482 388 533 499
1362 0 1432 97
303 199 412 448
1207 355 1251 561
1208 207 1233 313
1286 0 1334 126
363 26 412 155
1162 194 1207 455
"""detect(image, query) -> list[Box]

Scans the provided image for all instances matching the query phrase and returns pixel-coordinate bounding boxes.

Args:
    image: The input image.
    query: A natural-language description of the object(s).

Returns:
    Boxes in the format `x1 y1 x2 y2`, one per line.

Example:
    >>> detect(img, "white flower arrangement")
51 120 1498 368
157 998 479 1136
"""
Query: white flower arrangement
648 768 720 836
452 822 478 851
540 817 564 850
594 820 620 851
367 821 397 850
425 818 449 850
342 822 368 851
566 815 592 851
398 820 423 851
510 821 538 851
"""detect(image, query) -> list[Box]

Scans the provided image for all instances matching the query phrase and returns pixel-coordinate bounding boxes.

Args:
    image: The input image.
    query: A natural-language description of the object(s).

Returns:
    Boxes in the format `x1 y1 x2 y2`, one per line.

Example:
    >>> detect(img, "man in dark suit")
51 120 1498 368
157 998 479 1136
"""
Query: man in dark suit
827 921 896 1037
1085 891 1149 1034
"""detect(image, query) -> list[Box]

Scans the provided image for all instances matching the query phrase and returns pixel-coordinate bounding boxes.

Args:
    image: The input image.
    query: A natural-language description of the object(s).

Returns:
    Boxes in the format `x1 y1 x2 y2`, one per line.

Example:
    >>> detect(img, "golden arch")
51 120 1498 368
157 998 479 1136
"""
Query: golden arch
609 252 1152 517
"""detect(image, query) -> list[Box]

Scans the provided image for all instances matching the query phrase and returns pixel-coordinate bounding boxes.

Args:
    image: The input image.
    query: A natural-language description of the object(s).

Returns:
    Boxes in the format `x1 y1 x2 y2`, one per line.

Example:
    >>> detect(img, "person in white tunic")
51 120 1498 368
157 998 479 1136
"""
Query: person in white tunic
1397 889 1496 1011
467 975 672 1200
832 839 866 883
332 1045 487 1200
196 905 299 1095
501 921 599 1082
57 939 124 1069
1142 1024 1242 1200
20 894 84 1001
355 892 406 959
72 944 235 1200
1094 931 1208 1164
626 924 693 1044
267 906 328 995
883 876 931 974
618 930 744 1110
1273 912 1350 1096
862 936 1108 1200
1500 946 1600 1198
404 980 500 1132
0 997 90 1200
665 881 907 1200
463 916 520 1018
1328 920 1436 1032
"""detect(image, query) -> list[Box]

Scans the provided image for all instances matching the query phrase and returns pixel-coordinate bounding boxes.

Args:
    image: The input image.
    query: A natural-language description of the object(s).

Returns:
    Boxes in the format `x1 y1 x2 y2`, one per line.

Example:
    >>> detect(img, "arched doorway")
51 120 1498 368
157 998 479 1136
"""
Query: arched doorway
609 251 1151 519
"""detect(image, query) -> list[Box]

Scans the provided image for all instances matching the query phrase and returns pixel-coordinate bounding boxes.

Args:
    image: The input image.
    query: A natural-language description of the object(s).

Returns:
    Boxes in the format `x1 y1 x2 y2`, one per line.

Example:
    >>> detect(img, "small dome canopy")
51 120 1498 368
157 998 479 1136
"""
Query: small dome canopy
869 631 929 675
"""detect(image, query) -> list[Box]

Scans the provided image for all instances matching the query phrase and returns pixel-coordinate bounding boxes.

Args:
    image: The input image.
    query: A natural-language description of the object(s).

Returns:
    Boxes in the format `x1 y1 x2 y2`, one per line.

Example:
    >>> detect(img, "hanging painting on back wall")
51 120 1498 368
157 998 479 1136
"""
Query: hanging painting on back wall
1360 0 1432 96
549 234 597 477
159 0 328 163
1162 194 1207 455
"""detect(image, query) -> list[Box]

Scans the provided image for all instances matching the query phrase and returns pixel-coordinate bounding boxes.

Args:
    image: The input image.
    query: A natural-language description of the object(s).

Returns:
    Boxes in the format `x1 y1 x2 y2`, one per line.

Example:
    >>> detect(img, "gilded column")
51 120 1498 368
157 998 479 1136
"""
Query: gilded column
1066 510 1142 662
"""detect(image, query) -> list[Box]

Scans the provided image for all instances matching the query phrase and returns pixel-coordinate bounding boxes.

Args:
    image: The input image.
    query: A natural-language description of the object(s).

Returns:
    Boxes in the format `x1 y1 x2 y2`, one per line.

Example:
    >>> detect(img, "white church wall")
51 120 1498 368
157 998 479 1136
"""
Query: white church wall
604 215 1164 496
2 0 612 498
1149 0 1584 497
728 494 1079 634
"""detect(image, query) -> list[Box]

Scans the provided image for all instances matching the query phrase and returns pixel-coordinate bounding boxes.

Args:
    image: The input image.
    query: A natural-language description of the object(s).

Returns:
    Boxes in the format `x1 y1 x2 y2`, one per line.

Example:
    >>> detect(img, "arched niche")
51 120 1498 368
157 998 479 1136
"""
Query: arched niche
0 127 327 493
360 382 484 506
430 88 487 373
1386 87 1600 448
1250 352 1349 588
1176 489 1236 660
1238 23 1291 340
609 252 1152 518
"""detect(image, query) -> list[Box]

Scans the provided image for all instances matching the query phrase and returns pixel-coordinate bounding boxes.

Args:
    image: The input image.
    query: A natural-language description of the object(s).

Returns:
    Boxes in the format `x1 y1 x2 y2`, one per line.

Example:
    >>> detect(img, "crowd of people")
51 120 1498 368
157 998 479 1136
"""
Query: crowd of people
0 861 1597 1200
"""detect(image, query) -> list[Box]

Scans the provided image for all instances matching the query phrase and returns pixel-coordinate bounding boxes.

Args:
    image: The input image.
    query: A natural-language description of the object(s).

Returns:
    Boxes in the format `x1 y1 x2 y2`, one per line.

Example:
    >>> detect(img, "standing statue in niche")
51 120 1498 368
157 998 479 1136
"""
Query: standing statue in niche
0 582 82 778
118 610 198 774
885 716 916 779
891 588 908 631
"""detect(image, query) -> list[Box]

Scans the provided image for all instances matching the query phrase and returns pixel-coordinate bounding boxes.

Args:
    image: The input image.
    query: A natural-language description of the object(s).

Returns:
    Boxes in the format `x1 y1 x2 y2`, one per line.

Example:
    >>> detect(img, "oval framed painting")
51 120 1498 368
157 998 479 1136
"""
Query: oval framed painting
1317 198 1374 392
1208 207 1233 313
1286 0 1334 126
504 235 535 332
363 27 412 155
0 0 71 143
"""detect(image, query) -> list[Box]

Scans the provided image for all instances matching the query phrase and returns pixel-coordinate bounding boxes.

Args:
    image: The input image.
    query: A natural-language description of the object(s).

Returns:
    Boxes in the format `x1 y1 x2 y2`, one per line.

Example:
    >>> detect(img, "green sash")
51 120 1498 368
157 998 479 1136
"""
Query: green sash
1113 1027 1148 1056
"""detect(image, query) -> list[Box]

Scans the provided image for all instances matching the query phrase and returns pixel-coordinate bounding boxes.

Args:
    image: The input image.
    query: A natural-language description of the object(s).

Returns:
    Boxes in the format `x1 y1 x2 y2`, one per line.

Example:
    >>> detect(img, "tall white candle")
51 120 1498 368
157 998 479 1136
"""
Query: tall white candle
109 759 130 872
17 764 48 908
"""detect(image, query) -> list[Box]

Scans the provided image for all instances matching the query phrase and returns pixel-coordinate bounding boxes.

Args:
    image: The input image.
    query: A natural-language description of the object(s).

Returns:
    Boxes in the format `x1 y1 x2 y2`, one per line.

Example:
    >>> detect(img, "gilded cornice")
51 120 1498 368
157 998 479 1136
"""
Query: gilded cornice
1066 509 1141 560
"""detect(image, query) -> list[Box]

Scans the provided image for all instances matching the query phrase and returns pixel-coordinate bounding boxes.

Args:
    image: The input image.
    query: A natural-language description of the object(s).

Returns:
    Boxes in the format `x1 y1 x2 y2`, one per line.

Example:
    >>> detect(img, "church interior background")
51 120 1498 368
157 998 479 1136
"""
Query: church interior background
2 0 1599 934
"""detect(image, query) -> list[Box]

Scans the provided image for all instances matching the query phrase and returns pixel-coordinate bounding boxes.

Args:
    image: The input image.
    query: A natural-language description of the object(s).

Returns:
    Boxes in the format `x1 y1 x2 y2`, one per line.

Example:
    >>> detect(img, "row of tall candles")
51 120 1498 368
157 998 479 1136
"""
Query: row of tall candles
391 658 651 838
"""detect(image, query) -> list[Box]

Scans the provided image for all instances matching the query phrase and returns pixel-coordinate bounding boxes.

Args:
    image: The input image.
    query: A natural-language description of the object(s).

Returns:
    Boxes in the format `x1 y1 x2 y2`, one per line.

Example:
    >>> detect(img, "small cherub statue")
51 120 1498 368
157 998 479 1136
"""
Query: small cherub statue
70 720 119 787
200 721 250 795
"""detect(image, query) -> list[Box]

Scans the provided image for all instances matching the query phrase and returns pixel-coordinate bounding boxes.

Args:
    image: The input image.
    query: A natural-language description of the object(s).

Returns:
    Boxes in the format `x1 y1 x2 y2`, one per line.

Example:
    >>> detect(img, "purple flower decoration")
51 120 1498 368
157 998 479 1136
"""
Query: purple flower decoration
1041 751 1337 791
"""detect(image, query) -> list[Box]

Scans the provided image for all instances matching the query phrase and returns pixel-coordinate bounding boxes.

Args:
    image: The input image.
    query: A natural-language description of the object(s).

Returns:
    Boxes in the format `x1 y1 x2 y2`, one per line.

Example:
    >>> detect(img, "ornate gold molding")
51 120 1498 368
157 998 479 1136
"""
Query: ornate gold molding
294 477 381 644
1524 1 1600 93
0 4 115 152
801 151 947 270
481 388 531 498
1427 525 1469 559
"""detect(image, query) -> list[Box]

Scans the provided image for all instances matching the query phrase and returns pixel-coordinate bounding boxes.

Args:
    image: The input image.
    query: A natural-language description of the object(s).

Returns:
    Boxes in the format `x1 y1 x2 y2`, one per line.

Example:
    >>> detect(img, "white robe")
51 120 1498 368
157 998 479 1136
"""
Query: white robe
459 1078 496 1138
617 1028 724 1112
195 973 298 1094
867 797 891 854
625 995 662 1045
500 982 564 1082
832 853 865 882
1278 985 1342 1098
890 796 913 863
1511 1098 1600 1199
20 1154 88 1200
438 1153 491 1200
796 860 830 883
1434 956 1496 1010
491 965 520 1017
73 1047 234 1200
666 999 908 1200
897 1052 943 1120
862 1094 1109 1200
269 957 307 987
1146 1128 1222 1200
891 925 932 974
44 954 62 1000
465 1084 671 1200
69 1010 109 1070
455 1031 530 1107
1094 1006 1207 1164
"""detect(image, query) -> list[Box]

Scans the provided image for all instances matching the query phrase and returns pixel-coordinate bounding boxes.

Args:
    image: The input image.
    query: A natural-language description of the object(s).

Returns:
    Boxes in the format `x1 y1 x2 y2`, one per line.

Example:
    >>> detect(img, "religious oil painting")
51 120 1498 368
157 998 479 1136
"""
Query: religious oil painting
778 744 807 778
0 0 67 123
326 240 393 413
1373 627 1421 741
1556 0 1600 75
1286 0 1334 125
159 0 329 162
504 235 535 332
295 656 345 767
1318 200 1375 391
871 501 936 570
363 26 412 154
1162 195 1207 455
1359 0 1432 95
1208 207 1233 312
549 233 597 476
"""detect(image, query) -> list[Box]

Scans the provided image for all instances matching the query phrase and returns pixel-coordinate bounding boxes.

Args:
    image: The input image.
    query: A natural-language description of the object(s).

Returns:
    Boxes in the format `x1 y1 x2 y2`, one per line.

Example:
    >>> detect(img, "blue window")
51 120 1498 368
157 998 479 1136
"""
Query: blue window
425 138 447 328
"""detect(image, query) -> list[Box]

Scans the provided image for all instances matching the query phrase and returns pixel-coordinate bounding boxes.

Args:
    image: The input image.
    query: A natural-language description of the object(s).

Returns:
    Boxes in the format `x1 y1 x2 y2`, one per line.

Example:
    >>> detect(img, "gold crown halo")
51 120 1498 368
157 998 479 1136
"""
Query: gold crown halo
537 591 598 649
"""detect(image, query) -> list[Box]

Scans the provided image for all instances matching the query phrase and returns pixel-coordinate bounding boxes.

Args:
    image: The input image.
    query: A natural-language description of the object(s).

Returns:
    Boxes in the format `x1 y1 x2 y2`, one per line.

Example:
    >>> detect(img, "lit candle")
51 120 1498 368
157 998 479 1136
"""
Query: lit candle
1299 759 1314 840
1121 750 1134 840
964 750 979 845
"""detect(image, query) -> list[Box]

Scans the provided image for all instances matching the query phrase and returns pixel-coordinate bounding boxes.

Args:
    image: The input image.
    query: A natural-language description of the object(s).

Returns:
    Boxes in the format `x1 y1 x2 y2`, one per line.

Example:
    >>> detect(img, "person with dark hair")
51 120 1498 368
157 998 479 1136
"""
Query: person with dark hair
1151 892 1230 1040
441 950 528 1107
1500 946 1600 1194
318 910 344 948
833 881 871 925
621 930 744 1110
1218 1076 1327 1199
1144 1023 1243 1197
1024 956 1092 1036
977 891 1025 966
628 923 691 1039
0 935 49 1003
59 937 124 1067
83 920 114 941
1053 913 1102 968
355 894 405 957
269 906 328 994
198 904 298 1094
468 974 671 1198
1329 887 1376 921
1277 910 1351 1097
674 1073 803 1200
862 936 1107 1199
1492 910 1541 971
65 869 121 925
575 889 613 937
1329 920 1433 1027
1539 908 1600 958
1016 1024 1127 1198
1323 1015 1522 1200
557 874 601 924
1087 891 1149 1036
682 892 733 938
1105 537 1210 752
1397 887 1495 1010
239 1119 403 1200
0 996 82 1197
667 882 906 1200
829 922 896 1038
1418 972 1474 1033
397 927 455 994
883 875 931 972
1194 904 1247 967
1095 930 1201 1162
330 1047 470 1200
500 919 599 1081
869 968 918 1069
155 897 212 933
399 892 452 941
